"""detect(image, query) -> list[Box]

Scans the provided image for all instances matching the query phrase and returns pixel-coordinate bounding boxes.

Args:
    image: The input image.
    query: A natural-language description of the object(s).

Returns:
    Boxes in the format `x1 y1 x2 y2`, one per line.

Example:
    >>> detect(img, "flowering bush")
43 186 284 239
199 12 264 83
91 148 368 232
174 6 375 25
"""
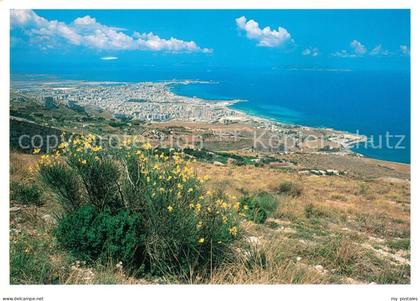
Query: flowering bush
38 134 240 279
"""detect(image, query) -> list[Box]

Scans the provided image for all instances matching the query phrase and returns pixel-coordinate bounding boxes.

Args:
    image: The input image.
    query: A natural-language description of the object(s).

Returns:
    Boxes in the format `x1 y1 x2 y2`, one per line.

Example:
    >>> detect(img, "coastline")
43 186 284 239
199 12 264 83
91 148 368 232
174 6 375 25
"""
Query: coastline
167 80 409 165
11 75 409 165
167 80 369 157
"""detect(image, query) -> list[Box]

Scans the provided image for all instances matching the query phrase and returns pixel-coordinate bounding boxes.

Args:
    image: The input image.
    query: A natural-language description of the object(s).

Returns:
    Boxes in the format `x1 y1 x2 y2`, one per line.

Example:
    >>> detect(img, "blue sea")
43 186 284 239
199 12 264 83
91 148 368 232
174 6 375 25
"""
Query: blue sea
172 69 410 164
13 67 410 163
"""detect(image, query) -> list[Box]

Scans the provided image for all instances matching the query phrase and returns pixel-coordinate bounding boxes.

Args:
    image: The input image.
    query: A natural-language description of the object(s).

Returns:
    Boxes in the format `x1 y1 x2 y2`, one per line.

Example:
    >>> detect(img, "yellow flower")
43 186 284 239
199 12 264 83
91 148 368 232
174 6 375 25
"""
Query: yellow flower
177 183 183 190
143 143 152 150
92 145 102 152
167 205 174 213
58 142 66 149
222 215 228 224
196 221 203 229
233 201 240 210
33 148 41 154
195 203 202 212
153 164 160 170
188 188 193 193
229 226 238 237
159 187 165 193
80 159 87 165
189 203 195 209
198 238 205 244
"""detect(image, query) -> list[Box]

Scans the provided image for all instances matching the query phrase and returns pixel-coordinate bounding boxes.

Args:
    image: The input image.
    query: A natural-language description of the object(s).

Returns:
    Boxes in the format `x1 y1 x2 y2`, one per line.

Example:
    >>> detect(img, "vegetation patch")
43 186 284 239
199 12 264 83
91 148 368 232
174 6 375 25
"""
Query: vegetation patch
10 181 43 206
275 181 303 197
387 239 410 251
10 234 61 284
304 203 329 219
38 135 241 280
239 191 278 224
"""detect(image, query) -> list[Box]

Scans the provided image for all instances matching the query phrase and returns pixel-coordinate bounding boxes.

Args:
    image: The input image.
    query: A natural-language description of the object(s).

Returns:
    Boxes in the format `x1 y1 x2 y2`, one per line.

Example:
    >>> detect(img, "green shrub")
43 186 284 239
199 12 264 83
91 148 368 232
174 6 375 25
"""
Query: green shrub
240 192 278 224
118 151 240 277
10 234 58 284
55 205 145 266
256 191 278 214
276 181 303 197
39 162 83 212
10 181 43 206
67 155 123 212
39 136 240 280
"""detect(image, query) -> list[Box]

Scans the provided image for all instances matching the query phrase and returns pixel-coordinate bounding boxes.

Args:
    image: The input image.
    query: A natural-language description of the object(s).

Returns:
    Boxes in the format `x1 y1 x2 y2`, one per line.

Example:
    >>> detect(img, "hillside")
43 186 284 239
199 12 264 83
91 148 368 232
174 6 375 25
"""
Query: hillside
10 151 410 284
9 96 410 284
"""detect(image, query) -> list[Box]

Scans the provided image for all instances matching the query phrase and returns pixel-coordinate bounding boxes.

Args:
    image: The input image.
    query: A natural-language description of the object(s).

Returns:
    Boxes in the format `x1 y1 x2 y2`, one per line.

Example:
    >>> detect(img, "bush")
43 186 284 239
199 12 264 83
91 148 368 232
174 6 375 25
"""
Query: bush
240 192 278 224
39 135 240 280
55 205 145 267
276 181 303 197
256 191 278 214
39 162 83 212
67 155 123 212
10 181 43 206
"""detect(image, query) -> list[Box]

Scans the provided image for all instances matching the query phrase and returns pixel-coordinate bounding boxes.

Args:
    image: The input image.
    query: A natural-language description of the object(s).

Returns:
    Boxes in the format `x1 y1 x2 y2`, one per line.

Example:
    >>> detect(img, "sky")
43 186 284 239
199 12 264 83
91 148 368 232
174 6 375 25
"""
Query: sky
10 9 410 74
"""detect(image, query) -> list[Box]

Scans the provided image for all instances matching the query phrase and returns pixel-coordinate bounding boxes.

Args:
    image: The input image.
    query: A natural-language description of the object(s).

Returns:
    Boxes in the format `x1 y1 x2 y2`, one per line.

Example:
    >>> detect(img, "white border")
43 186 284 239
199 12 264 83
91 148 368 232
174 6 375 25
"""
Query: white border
0 1 416 301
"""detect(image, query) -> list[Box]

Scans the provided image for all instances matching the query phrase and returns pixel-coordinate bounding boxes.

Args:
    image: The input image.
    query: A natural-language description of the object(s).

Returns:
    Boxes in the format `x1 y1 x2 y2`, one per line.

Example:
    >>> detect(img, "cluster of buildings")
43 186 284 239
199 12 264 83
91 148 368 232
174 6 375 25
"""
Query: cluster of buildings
16 81 243 123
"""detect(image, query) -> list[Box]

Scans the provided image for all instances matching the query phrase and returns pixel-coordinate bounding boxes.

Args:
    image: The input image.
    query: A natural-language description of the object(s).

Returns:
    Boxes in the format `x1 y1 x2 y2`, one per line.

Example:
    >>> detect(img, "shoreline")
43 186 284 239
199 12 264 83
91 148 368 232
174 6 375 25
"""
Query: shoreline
11 75 409 165
166 80 410 165
166 80 369 156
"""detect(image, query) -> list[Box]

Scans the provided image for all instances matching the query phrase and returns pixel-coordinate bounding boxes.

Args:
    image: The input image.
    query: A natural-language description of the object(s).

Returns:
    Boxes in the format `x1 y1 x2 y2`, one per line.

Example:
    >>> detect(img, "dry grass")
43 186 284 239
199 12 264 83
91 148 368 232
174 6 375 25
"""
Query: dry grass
10 151 411 284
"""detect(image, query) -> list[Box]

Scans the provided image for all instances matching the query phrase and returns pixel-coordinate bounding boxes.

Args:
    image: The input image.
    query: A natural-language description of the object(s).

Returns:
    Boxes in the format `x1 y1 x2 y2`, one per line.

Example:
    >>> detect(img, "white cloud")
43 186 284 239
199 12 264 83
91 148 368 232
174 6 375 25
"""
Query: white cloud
400 45 410 56
350 40 367 55
10 10 212 53
100 56 118 60
235 16 293 48
302 47 319 57
369 44 390 56
74 15 97 26
331 50 356 58
332 40 391 58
